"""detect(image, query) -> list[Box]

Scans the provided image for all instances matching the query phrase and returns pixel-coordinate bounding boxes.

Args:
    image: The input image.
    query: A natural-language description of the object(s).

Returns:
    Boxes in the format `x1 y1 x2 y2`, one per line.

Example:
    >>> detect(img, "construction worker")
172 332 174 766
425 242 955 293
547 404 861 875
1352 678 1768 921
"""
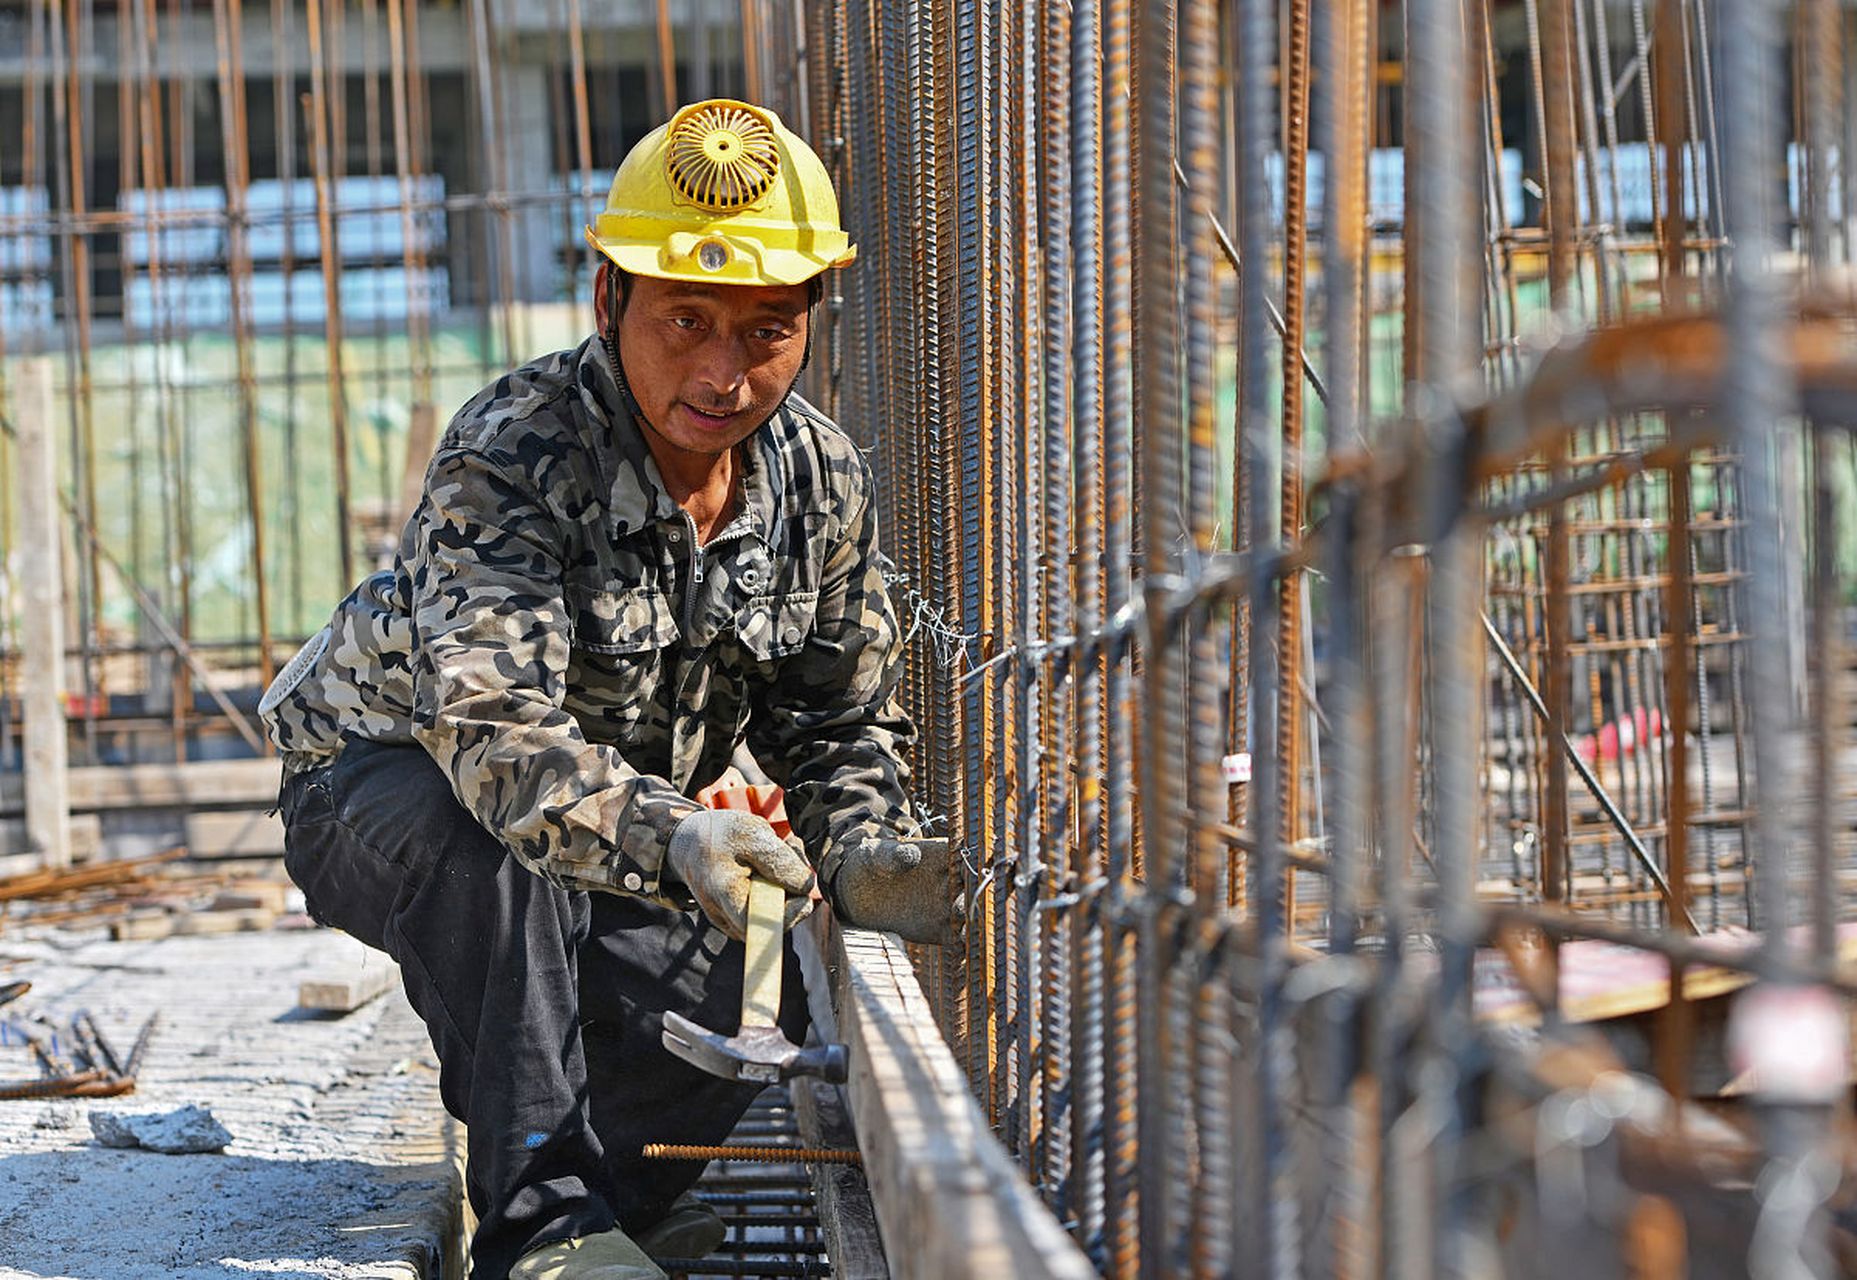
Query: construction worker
259 100 956 1280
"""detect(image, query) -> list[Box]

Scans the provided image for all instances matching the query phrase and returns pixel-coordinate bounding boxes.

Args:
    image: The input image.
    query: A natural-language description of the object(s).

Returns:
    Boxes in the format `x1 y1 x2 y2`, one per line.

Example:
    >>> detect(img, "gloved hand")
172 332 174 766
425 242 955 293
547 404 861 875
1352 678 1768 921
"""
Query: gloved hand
666 809 816 941
825 837 963 946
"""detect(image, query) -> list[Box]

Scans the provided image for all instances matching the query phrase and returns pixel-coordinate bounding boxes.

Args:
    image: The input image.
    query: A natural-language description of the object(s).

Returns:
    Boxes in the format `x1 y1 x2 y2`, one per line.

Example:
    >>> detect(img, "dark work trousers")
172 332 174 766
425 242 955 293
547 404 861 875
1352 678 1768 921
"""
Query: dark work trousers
278 739 810 1280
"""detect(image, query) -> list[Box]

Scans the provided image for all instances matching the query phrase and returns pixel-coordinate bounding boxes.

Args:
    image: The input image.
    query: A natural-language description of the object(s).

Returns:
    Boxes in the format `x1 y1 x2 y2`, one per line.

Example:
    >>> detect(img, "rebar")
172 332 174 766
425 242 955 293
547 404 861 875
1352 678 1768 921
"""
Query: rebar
808 0 1857 1273
640 1144 862 1167
4 3 1857 1276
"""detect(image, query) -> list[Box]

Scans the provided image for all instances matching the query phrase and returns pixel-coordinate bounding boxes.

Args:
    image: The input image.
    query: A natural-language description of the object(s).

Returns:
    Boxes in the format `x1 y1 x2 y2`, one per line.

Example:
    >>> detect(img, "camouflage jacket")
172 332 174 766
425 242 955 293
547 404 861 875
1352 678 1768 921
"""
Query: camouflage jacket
259 335 921 900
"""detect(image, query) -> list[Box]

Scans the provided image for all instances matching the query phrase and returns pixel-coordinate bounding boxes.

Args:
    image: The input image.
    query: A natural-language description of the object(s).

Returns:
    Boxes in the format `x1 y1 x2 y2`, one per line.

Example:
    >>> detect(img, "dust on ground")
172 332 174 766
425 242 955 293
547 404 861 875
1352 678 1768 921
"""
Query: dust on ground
0 928 459 1279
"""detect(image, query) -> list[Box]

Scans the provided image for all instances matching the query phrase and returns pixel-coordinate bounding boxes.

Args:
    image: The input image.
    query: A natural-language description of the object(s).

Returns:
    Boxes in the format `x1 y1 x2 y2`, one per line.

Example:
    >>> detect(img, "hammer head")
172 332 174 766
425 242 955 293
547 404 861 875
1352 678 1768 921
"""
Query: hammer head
661 1011 848 1085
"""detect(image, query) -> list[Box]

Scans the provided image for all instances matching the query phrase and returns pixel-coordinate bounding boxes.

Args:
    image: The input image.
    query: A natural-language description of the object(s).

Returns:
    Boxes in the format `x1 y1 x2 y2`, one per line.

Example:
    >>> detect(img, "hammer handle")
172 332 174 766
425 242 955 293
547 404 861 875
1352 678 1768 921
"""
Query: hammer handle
741 876 785 1028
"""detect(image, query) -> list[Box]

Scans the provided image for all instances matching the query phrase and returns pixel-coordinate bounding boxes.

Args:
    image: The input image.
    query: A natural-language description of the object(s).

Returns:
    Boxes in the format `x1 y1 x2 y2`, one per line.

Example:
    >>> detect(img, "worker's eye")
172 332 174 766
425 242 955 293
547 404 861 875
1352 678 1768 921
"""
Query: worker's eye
669 315 703 332
754 326 793 343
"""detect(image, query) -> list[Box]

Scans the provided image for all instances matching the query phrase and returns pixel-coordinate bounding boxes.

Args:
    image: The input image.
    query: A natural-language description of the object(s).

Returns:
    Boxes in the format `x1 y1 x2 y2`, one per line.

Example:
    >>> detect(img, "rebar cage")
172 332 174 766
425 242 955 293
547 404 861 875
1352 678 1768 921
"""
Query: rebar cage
3 0 1857 1273
807 0 1857 1274
0 0 805 764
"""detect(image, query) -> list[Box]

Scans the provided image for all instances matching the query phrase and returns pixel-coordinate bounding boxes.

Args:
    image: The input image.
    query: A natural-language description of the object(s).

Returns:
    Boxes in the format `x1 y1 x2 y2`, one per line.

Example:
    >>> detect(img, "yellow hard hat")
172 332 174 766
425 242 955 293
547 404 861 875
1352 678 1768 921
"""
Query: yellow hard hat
585 98 856 288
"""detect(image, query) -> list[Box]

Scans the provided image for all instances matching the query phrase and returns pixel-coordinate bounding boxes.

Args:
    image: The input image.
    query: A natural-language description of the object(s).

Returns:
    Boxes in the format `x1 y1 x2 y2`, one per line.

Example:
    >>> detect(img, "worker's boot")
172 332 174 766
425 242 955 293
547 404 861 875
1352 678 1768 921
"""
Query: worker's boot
634 1189 729 1261
508 1228 666 1280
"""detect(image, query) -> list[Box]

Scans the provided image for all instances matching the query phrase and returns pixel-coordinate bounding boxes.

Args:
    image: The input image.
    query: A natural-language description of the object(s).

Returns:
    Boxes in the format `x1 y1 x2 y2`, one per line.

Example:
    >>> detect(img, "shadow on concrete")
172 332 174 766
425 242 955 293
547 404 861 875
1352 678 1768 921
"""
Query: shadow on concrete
0 1145 457 1279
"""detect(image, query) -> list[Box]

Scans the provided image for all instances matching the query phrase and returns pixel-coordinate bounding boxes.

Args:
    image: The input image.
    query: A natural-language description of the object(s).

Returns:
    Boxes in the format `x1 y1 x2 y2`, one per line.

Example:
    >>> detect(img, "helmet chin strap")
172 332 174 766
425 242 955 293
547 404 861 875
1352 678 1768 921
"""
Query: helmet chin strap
798 275 824 377
600 264 655 432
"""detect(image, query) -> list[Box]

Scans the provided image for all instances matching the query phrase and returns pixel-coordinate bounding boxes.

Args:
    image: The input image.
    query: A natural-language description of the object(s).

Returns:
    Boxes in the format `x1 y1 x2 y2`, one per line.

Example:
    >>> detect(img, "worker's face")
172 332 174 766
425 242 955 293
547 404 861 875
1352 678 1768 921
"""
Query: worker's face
600 264 811 460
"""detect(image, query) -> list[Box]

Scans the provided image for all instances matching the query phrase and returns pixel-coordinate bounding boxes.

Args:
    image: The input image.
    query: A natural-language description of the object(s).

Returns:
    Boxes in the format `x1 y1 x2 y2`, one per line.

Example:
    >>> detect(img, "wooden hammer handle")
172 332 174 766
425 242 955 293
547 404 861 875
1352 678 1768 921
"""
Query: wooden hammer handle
740 876 785 1028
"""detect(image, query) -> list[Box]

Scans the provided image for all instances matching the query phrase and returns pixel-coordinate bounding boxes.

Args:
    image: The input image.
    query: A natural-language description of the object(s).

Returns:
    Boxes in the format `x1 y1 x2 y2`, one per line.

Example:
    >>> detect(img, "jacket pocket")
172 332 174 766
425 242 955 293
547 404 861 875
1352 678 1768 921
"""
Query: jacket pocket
570 586 681 655
737 590 820 662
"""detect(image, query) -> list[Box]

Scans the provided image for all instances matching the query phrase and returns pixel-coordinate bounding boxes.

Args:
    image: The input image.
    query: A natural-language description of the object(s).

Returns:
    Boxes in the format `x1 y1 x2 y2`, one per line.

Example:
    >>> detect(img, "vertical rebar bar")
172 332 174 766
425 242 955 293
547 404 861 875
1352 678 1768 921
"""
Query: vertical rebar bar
1067 0 1108 1254
1100 0 1140 1266
1312 0 1373 1273
1133 0 1185 1268
211 0 272 688
1180 0 1229 1263
306 0 354 589
1541 0 1577 912
1037 0 1075 1226
1277 0 1313 869
1234 0 1288 1270
1409 0 1479 1269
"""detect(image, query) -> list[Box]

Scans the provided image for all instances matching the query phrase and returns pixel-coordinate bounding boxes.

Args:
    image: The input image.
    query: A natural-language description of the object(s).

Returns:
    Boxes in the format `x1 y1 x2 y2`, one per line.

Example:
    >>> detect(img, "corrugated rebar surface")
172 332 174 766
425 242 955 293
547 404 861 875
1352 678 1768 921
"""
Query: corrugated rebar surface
802 0 1857 1274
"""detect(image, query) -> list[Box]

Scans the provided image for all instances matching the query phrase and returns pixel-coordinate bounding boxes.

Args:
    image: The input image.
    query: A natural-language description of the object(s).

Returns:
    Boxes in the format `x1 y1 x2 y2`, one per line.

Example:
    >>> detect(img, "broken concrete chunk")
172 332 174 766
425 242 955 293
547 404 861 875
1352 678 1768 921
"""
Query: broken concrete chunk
88 1104 232 1154
33 1101 78 1131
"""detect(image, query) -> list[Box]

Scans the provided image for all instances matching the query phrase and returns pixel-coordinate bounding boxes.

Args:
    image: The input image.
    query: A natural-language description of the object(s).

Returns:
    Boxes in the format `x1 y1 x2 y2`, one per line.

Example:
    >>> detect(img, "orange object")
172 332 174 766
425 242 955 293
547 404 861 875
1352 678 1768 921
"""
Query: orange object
63 692 108 719
696 781 792 840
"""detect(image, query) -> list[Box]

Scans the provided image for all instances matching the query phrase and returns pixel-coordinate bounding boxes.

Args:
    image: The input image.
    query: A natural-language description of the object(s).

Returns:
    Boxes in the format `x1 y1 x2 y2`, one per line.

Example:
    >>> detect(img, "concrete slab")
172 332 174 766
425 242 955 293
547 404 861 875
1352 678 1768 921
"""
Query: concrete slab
0 928 462 1279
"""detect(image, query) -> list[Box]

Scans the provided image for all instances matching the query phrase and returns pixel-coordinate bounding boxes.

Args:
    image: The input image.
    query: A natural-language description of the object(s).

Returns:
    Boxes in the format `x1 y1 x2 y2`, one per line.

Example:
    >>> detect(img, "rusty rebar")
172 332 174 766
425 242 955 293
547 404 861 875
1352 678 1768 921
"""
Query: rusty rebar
5 5 1854 1276
640 1144 862 1167
1277 0 1312 875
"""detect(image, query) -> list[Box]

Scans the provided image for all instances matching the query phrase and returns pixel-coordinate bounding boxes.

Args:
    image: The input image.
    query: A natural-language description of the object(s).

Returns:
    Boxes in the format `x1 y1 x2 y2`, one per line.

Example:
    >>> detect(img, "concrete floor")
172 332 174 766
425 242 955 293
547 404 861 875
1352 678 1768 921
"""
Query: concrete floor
0 928 461 1279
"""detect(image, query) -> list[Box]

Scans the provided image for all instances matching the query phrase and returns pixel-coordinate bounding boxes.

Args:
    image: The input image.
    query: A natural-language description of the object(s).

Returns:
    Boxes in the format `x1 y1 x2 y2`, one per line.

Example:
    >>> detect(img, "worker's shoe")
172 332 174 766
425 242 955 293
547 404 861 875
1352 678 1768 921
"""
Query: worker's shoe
509 1228 666 1280
635 1189 729 1261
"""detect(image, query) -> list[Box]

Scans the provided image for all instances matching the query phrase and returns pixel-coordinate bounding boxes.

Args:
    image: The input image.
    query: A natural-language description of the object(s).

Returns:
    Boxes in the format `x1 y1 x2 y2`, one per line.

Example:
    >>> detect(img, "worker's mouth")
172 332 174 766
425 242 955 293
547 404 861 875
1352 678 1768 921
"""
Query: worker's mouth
679 402 743 431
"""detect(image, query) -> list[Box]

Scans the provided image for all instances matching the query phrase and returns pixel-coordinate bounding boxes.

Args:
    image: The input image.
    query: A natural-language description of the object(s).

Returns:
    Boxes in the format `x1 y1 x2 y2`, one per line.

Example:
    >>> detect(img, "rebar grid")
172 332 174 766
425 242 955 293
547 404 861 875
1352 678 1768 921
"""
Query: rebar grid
6 1 1857 1274
0 1 781 765
809 0 1857 1274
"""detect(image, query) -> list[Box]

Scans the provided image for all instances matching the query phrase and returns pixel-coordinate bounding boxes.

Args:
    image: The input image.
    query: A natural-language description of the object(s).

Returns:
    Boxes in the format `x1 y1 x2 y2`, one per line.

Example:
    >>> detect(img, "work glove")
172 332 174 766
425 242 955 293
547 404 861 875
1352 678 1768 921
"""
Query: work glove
825 837 963 947
666 809 816 941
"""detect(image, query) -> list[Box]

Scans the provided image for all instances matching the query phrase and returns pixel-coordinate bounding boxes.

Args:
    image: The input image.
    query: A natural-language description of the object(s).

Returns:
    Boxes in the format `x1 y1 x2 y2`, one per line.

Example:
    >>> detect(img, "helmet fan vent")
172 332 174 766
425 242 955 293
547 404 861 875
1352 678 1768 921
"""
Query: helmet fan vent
665 103 780 213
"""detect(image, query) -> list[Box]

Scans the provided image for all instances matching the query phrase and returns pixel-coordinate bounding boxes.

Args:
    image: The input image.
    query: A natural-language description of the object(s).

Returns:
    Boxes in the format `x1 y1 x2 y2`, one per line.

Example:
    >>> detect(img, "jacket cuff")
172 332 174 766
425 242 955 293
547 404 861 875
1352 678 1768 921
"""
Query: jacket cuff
608 789 705 898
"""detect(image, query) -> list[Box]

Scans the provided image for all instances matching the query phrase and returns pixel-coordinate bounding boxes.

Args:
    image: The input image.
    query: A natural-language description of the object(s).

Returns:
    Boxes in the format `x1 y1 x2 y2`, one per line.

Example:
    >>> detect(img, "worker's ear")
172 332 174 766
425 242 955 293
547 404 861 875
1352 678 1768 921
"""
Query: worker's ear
594 262 635 338
797 278 823 374
594 260 614 334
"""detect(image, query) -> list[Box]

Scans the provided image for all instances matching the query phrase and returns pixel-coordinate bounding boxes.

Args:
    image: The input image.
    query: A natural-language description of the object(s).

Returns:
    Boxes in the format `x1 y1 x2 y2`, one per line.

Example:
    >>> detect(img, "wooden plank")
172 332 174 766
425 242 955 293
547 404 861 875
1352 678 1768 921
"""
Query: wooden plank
794 1072 890 1279
111 906 276 941
0 758 283 816
792 924 889 1280
186 809 287 858
16 358 69 871
298 960 401 1013
0 847 186 901
207 881 290 914
820 914 1096 1280
1475 924 1857 1027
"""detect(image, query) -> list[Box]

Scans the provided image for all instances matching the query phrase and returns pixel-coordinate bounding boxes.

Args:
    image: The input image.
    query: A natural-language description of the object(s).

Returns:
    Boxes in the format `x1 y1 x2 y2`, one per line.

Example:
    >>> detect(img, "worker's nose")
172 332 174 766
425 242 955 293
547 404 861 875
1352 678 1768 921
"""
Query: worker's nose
692 334 750 402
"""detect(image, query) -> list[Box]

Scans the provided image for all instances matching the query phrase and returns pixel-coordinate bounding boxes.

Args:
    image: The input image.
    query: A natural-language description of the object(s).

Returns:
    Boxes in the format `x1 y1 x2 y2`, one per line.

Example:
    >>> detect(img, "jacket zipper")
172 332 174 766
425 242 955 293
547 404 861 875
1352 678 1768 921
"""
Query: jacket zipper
681 510 703 638
679 511 755 640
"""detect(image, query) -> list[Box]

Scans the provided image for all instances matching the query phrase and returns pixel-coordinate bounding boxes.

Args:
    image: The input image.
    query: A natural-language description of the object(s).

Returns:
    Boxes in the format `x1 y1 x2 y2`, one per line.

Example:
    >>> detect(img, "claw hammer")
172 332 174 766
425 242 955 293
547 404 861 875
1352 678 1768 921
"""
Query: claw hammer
660 782 848 1085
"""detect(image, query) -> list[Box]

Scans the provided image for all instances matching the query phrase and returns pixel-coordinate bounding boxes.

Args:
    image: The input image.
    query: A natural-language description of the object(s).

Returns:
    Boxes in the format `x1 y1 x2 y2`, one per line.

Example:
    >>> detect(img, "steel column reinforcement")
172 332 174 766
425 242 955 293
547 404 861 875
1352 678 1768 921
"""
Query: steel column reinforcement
808 0 1857 1275
0 1 770 762
5 0 1857 1274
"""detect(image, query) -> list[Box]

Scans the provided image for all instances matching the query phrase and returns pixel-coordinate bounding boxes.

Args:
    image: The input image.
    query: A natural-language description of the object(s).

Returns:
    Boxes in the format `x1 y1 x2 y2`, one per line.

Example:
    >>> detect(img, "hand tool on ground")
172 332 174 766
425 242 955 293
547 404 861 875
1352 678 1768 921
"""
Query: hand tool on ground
661 874 847 1084
0 1007 153 1100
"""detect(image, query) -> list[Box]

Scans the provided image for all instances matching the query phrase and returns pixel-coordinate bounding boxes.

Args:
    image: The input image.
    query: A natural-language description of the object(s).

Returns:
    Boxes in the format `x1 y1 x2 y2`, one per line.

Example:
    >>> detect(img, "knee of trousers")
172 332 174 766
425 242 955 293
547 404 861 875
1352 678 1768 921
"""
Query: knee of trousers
281 741 588 957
